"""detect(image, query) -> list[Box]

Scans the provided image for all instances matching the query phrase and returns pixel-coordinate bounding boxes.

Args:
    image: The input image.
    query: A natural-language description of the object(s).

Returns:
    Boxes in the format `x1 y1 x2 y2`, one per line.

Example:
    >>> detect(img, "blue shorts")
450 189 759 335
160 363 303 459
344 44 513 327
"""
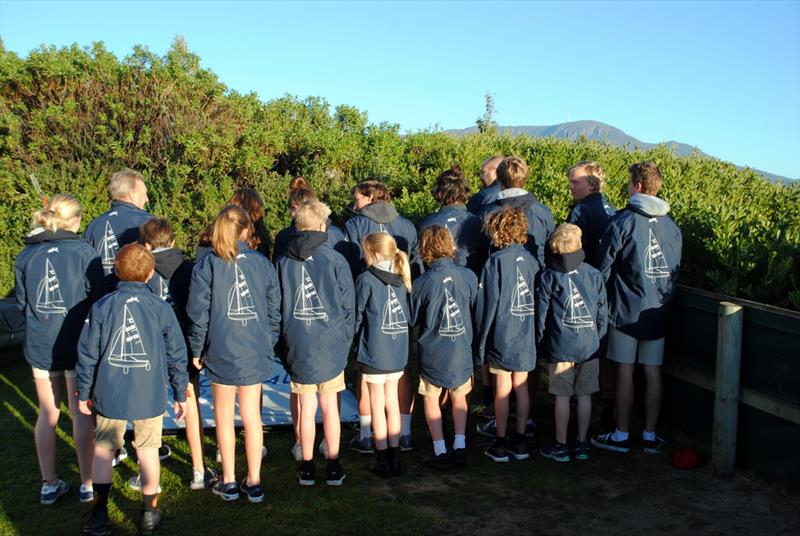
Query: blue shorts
606 326 664 365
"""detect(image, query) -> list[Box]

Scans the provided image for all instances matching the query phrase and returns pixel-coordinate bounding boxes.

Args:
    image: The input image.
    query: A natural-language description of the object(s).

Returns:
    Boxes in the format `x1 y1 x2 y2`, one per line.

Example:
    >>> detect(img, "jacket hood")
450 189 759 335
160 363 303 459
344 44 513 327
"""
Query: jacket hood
367 266 404 287
153 247 185 280
24 228 80 244
359 201 399 224
548 250 585 273
110 200 146 212
627 193 670 217
495 192 535 211
284 231 328 261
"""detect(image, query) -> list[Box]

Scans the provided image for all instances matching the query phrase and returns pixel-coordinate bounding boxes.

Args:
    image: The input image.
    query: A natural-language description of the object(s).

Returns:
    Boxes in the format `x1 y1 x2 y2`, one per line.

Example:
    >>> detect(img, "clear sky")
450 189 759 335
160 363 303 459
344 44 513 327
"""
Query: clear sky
1 0 799 178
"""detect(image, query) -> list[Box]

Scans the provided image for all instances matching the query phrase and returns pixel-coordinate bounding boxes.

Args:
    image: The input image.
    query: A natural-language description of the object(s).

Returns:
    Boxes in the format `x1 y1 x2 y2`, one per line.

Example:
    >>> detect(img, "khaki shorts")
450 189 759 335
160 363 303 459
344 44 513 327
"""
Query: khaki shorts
291 371 346 395
363 371 404 385
32 367 76 380
418 376 473 398
607 326 665 365
95 414 164 451
548 361 599 396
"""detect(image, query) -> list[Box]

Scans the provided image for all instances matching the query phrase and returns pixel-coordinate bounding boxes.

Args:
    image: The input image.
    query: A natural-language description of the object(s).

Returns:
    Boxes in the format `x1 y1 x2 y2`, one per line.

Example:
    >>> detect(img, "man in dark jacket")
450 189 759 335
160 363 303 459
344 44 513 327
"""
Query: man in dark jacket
566 161 617 266
591 162 682 455
466 156 503 215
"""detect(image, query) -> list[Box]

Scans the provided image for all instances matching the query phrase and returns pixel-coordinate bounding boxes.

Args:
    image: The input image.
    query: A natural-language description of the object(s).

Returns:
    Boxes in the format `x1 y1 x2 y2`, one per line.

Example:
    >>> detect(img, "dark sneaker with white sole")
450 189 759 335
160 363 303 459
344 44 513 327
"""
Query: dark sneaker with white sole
573 440 591 460
591 432 631 453
348 435 375 454
325 459 346 486
642 435 666 454
508 435 530 461
539 442 571 462
212 481 240 501
484 438 510 463
424 452 451 470
83 507 111 535
40 479 69 505
158 444 171 461
139 508 163 535
298 460 316 486
240 479 265 503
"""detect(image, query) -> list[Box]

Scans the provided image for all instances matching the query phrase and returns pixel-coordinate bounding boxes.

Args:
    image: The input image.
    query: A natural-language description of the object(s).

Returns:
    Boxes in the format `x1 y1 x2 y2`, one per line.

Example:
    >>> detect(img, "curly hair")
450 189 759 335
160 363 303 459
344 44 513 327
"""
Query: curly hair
420 225 455 265
483 207 528 248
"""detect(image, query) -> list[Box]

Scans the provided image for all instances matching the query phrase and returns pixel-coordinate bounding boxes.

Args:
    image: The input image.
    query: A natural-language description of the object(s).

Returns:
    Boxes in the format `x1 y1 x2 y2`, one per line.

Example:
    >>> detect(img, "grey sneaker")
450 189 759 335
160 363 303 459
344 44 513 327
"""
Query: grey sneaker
127 474 162 493
190 467 218 490
348 435 375 454
40 479 69 505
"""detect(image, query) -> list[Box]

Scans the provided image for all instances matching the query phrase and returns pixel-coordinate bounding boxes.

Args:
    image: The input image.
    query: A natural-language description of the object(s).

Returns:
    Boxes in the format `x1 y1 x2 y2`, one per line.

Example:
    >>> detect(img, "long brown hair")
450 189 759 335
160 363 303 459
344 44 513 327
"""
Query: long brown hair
228 187 270 254
211 205 251 262
362 233 412 291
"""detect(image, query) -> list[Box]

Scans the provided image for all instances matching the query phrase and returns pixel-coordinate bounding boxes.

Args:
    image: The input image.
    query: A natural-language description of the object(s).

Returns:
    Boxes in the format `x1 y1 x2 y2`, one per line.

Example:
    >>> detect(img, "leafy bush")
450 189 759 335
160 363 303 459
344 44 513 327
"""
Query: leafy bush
1 40 798 310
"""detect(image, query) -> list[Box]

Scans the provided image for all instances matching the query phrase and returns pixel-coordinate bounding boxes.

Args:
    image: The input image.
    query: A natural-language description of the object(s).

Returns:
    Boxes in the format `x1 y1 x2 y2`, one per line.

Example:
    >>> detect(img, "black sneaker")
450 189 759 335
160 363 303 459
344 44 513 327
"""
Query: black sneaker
212 481 240 501
508 435 530 461
298 460 316 486
325 459 346 486
239 478 265 503
158 444 171 461
83 507 111 536
642 434 666 454
388 446 402 476
424 452 451 470
139 508 163 536
371 450 391 478
591 432 631 454
574 440 591 460
539 442 571 462
484 438 509 463
451 448 468 467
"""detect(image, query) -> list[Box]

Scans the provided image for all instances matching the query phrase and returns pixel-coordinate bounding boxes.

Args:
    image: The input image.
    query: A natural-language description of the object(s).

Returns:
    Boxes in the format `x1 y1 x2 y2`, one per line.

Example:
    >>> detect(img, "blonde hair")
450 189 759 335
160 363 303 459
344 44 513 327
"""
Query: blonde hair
32 193 82 233
420 225 456 265
109 169 145 200
295 201 331 231
483 207 528 248
497 157 529 189
362 233 412 291
549 223 583 255
139 218 175 249
569 160 606 193
211 205 251 262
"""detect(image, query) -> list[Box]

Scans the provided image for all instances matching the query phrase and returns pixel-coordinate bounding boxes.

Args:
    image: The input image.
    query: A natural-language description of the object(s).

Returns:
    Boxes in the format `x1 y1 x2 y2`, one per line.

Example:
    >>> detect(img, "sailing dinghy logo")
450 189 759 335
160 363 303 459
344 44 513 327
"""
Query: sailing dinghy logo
510 267 535 319
643 228 670 282
100 221 119 272
108 302 151 374
438 285 466 341
36 258 67 318
378 223 388 234
381 286 408 339
562 278 595 333
227 264 258 326
294 266 328 325
157 275 170 302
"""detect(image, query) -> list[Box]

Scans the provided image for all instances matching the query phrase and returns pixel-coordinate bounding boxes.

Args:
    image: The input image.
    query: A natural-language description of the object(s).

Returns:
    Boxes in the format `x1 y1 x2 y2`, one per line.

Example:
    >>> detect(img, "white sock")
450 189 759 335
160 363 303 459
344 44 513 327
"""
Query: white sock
401 414 412 436
611 429 629 442
359 415 372 440
642 430 656 442
453 434 466 450
433 440 447 456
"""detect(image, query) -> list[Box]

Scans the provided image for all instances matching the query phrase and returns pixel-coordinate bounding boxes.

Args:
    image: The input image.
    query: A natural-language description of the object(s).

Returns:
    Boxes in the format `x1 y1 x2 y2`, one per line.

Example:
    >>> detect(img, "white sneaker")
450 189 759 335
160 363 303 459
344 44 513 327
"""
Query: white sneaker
290 443 302 462
127 474 161 493
189 467 218 490
318 439 329 459
111 447 128 467
40 479 69 505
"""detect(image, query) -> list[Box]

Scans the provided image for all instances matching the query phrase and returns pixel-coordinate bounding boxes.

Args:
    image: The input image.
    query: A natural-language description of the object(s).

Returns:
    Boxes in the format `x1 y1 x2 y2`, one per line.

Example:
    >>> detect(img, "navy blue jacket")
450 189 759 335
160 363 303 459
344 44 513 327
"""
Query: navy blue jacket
419 204 484 274
478 189 555 266
467 182 501 215
411 258 478 389
273 219 347 261
187 241 281 385
148 248 194 367
354 267 410 374
14 230 106 371
83 201 154 276
596 194 682 339
276 231 355 384
343 202 422 278
536 251 608 363
475 245 540 371
567 193 616 267
76 281 188 420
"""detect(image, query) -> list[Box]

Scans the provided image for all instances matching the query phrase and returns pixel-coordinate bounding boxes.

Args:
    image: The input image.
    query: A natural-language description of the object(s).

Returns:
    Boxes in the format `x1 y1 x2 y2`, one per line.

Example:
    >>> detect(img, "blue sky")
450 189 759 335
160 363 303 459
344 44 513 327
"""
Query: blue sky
2 0 799 178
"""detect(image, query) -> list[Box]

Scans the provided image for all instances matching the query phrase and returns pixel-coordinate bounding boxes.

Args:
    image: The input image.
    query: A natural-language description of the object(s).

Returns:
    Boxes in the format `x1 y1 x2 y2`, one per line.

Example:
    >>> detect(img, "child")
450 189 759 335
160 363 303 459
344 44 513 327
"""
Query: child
566 161 616 266
187 206 281 503
355 233 412 476
139 218 216 490
592 162 682 454
77 243 188 535
14 194 104 505
275 201 355 486
411 225 478 469
475 208 539 462
536 224 607 462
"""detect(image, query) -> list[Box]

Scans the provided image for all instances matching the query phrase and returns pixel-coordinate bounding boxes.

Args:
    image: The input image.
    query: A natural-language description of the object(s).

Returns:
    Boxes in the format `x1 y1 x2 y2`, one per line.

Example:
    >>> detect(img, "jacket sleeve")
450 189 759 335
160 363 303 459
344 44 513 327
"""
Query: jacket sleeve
342 218 364 278
567 204 589 230
338 258 357 343
76 308 101 402
407 226 423 279
474 261 499 365
13 256 25 311
265 262 282 353
535 273 552 346
596 272 608 338
186 259 212 358
596 223 622 282
84 253 108 302
354 275 370 342
162 306 189 403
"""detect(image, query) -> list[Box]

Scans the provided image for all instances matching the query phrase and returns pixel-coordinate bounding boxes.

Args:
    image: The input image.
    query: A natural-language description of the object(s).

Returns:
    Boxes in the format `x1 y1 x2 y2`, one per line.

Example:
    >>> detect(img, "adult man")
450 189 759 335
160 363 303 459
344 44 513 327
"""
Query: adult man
466 156 503 215
566 161 616 266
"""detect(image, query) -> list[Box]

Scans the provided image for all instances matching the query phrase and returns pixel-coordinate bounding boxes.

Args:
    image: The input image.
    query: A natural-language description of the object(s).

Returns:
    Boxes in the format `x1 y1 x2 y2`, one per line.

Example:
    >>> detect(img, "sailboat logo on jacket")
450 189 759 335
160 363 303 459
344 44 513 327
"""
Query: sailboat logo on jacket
439 288 465 341
100 221 119 272
510 267 535 319
562 278 595 332
294 266 328 325
108 304 151 374
643 228 670 282
227 263 259 326
381 286 408 339
36 258 67 318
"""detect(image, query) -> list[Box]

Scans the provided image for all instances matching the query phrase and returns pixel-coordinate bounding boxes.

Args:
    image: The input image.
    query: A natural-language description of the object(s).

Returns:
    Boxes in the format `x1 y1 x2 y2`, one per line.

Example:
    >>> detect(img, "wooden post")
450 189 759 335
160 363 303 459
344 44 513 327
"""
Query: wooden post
712 301 743 477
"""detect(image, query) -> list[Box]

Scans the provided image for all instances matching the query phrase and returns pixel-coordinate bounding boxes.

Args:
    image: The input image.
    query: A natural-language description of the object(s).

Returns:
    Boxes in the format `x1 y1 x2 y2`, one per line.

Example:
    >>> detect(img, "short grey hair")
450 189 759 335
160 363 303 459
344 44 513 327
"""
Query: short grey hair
108 169 145 200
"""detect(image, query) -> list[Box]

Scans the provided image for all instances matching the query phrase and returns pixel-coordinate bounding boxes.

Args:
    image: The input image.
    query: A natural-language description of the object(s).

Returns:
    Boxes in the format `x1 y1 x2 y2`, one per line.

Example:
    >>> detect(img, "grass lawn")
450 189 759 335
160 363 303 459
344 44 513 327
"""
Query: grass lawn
1 346 798 536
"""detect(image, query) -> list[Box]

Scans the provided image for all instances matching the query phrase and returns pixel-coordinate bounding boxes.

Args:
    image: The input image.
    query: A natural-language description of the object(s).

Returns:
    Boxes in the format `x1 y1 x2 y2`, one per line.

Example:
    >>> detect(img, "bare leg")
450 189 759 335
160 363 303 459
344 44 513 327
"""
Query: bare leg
319 392 340 459
450 393 468 436
184 380 205 471
290 392 300 445
66 375 94 487
554 395 570 444
92 447 114 484
493 373 512 438
34 376 62 483
398 365 415 419
615 363 635 433
511 372 529 435
358 374 371 417
212 383 236 483
384 379 401 448
238 384 263 486
643 365 663 433
576 395 592 442
137 447 160 496
422 394 444 442
298 393 318 461
368 382 387 450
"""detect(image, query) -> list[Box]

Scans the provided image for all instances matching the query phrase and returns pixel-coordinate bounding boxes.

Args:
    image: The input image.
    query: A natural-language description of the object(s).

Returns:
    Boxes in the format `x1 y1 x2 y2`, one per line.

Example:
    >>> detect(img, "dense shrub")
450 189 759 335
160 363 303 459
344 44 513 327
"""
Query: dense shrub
2 40 798 310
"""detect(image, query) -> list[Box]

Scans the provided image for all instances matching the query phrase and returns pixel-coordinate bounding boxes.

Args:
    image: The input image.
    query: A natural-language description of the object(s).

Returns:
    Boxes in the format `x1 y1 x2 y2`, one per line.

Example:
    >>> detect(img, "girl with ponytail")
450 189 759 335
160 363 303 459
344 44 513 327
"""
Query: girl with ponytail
354 233 412 476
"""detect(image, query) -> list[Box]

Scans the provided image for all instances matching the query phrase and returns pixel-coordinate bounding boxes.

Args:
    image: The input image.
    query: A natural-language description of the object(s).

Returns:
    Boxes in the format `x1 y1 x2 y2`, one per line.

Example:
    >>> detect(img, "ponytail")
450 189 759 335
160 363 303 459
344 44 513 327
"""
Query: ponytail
288 176 318 211
211 205 250 262
362 232 411 291
32 193 82 233
394 250 412 291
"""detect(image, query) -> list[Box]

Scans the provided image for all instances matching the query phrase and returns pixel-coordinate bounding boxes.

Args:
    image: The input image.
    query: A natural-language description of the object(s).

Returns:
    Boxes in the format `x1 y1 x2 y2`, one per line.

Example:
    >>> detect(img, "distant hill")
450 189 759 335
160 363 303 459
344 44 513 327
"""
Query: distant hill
446 120 796 183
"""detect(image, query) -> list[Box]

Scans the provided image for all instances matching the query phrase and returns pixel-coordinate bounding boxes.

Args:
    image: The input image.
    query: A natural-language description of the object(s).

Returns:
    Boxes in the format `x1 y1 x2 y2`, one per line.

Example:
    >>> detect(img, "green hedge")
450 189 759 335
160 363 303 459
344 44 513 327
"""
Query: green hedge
2 40 799 310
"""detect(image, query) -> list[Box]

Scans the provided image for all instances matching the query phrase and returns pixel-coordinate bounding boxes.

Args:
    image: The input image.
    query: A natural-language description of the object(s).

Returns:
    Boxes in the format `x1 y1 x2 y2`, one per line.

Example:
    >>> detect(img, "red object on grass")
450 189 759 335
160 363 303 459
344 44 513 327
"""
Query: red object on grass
671 448 704 469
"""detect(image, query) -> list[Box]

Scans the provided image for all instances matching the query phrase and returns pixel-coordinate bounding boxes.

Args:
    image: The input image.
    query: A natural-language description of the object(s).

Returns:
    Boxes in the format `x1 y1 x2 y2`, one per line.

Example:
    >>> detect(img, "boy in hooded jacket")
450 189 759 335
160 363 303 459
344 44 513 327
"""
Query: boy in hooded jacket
276 201 355 486
77 244 188 536
536 224 607 462
591 162 682 455
566 161 617 267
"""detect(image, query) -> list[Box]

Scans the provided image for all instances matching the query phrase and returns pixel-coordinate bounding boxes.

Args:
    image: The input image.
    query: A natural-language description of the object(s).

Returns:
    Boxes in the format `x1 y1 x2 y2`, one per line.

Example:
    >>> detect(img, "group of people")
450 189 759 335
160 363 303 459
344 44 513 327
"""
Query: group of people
13 156 681 535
